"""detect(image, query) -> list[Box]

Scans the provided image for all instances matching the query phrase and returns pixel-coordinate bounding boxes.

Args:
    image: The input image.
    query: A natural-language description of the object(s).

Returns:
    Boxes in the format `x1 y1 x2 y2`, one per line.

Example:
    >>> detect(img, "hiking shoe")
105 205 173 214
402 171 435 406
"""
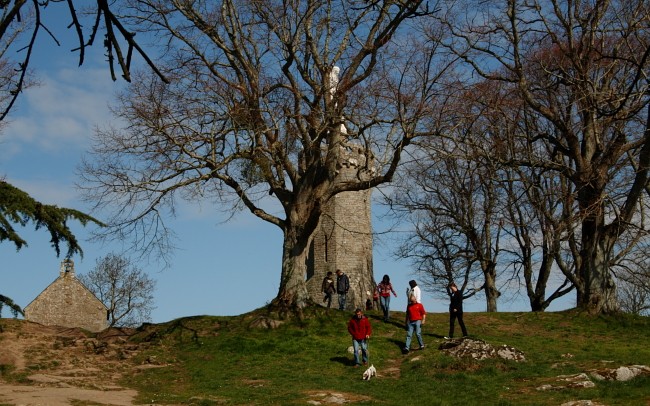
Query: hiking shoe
444 336 451 339
402 348 410 354
419 345 425 350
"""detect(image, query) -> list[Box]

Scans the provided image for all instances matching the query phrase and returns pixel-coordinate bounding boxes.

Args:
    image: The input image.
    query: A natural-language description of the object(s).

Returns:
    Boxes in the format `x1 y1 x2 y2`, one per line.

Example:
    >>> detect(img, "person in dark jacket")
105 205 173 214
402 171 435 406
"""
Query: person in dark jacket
446 282 468 338
347 308 372 367
336 269 350 310
321 271 335 308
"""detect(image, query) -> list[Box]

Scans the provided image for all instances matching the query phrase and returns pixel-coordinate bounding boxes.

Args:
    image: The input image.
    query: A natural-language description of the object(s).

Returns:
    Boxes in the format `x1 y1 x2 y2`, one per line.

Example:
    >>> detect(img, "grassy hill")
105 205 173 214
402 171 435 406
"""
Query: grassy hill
2 306 649 405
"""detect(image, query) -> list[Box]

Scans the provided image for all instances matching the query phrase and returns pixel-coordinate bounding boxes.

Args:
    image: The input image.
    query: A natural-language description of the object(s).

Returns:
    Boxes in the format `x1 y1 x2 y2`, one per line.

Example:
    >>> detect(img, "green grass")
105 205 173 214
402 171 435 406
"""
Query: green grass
122 307 649 405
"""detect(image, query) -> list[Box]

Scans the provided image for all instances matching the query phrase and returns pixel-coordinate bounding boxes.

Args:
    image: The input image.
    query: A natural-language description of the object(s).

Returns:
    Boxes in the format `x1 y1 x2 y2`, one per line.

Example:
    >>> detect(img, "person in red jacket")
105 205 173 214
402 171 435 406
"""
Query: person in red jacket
403 294 426 354
347 308 372 367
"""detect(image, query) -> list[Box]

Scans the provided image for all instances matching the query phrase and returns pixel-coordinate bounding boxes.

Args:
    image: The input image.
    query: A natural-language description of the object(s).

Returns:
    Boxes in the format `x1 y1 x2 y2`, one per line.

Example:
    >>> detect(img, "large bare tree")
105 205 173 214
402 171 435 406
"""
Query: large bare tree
439 0 650 314
467 80 577 312
389 132 504 312
80 1 448 313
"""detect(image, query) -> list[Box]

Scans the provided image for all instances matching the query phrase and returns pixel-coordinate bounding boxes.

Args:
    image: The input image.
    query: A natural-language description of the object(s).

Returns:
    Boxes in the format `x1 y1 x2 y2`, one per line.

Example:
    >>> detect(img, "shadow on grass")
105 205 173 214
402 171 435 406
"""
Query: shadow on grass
389 331 447 352
367 313 406 330
424 331 446 339
388 338 405 351
330 356 356 366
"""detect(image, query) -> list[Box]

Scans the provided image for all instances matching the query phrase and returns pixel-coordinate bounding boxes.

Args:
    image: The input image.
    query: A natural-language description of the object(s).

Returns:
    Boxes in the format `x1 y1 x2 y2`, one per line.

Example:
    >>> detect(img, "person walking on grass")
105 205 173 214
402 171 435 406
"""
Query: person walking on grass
347 308 372 367
403 294 426 354
372 290 380 311
377 274 397 322
446 282 468 338
321 271 335 308
336 269 350 310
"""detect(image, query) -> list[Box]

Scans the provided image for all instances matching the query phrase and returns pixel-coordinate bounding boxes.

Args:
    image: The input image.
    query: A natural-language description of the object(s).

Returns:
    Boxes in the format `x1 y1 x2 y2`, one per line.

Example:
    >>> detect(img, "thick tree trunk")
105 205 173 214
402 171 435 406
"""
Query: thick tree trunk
574 175 620 315
527 252 553 312
484 265 499 312
272 209 376 315
273 228 311 314
577 233 619 314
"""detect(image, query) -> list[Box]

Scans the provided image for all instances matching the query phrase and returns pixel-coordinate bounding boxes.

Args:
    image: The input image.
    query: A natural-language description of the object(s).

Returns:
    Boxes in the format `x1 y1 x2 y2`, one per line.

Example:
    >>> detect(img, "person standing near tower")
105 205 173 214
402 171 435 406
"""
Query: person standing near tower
321 271 335 308
336 269 350 310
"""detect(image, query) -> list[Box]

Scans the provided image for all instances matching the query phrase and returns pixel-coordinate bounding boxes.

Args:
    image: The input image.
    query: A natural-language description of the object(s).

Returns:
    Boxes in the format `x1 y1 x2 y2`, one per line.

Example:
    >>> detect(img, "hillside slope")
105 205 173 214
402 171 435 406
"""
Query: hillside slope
1 308 649 405
0 320 150 405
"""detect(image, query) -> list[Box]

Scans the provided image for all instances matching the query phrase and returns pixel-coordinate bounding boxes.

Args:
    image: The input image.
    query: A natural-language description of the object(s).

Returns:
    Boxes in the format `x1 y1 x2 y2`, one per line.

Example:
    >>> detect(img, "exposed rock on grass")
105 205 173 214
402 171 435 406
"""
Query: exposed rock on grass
537 365 650 392
439 337 526 362
589 364 650 381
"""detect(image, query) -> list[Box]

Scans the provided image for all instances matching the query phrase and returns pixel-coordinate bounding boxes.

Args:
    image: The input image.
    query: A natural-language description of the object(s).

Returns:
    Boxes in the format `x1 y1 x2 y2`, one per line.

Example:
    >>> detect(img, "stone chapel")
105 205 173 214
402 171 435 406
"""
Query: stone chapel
24 259 108 332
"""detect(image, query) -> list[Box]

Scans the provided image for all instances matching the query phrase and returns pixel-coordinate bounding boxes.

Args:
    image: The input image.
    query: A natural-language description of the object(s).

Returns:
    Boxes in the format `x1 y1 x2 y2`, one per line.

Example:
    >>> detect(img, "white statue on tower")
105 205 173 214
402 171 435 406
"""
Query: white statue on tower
328 66 347 135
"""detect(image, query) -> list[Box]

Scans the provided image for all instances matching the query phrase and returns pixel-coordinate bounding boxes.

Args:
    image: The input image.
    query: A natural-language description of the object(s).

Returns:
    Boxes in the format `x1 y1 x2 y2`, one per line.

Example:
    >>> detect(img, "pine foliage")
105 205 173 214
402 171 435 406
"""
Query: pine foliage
0 181 104 258
0 294 23 317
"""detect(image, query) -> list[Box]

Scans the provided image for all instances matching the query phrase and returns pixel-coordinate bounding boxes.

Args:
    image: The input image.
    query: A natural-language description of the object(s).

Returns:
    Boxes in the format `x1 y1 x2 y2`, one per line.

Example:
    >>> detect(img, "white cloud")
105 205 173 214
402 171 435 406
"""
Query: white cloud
2 66 117 155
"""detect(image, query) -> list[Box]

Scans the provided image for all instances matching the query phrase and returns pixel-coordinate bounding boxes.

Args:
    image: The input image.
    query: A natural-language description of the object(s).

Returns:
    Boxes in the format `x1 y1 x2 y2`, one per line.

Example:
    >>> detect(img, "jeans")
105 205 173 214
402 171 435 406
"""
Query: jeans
379 295 391 321
352 338 368 365
405 319 424 350
338 293 347 310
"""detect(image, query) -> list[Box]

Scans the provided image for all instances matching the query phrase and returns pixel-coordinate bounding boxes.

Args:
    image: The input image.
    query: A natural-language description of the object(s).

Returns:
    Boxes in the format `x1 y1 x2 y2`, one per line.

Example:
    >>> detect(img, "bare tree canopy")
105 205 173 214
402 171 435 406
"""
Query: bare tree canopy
434 0 650 314
388 132 504 312
0 0 168 121
80 0 452 313
387 79 577 312
79 253 156 327
386 0 650 314
613 233 650 316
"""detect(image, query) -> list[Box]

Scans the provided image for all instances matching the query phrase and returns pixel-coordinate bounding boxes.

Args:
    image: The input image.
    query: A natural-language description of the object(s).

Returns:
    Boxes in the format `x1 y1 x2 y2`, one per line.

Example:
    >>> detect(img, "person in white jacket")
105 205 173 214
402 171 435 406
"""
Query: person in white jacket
406 280 421 304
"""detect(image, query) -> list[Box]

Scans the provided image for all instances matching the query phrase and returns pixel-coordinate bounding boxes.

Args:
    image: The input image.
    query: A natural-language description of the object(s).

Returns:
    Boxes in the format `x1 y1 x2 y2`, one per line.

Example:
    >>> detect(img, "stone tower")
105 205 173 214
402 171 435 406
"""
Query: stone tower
304 66 375 311
305 142 375 311
24 259 108 332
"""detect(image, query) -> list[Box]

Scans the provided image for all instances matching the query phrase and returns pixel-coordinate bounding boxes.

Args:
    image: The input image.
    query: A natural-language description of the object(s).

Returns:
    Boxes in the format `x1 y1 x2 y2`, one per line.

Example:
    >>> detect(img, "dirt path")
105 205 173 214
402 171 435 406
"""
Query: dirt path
0 319 146 406
0 384 138 406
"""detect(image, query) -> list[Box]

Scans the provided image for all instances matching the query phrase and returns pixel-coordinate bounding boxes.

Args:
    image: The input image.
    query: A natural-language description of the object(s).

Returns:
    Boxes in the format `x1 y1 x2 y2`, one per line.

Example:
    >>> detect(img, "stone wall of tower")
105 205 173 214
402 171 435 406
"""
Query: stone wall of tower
306 144 375 311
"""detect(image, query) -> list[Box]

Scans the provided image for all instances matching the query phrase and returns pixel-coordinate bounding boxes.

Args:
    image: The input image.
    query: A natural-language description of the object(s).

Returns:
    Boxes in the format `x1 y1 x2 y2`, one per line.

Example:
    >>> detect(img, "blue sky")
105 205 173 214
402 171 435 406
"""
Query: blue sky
0 6 574 323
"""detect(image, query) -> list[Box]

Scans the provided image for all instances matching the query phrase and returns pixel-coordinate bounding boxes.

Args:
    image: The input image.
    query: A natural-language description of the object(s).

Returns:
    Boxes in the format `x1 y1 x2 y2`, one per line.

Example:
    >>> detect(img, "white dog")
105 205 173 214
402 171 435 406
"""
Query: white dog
362 364 377 380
